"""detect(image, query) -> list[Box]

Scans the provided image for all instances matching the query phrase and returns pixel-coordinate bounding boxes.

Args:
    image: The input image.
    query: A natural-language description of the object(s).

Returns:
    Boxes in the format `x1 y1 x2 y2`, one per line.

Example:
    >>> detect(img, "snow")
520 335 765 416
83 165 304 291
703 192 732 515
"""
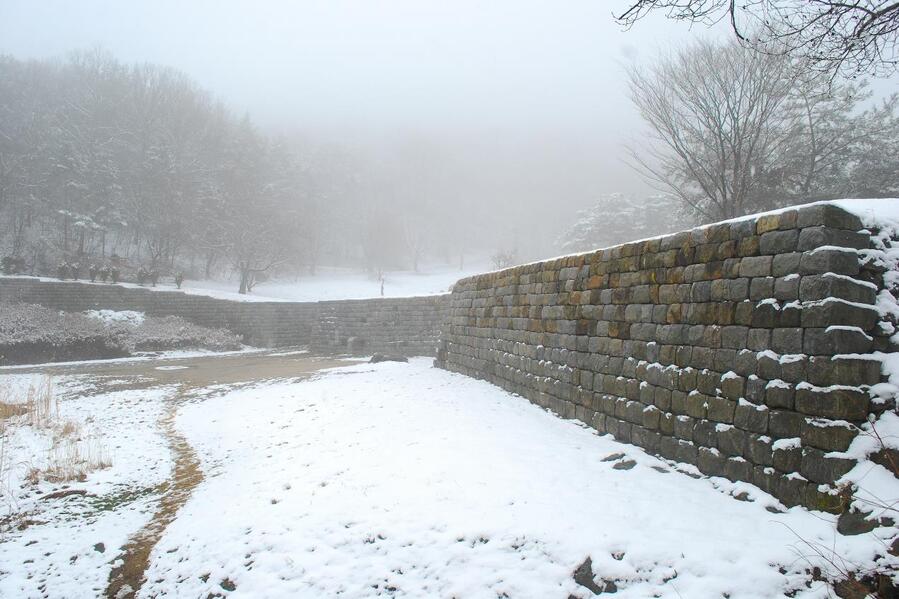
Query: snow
85 309 146 326
1 262 480 303
0 375 174 597
125 359 891 598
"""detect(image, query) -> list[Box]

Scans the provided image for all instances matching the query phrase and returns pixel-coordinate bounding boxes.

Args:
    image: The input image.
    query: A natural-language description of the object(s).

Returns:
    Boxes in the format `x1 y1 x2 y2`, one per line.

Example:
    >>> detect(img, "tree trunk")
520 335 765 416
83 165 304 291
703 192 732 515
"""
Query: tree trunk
238 263 250 294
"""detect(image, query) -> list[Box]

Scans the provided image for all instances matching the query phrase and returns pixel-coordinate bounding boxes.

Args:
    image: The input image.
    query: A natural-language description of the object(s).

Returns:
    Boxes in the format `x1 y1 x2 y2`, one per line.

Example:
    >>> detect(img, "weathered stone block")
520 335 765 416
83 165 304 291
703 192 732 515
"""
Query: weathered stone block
724 457 753 482
747 434 773 466
772 442 802 472
697 447 727 477
771 328 803 354
674 415 695 440
671 442 696 468
693 419 717 446
764 381 794 410
800 448 855 484
739 255 773 278
797 227 870 252
768 410 805 438
760 229 799 255
773 276 800 301
799 274 877 304
801 420 858 452
795 385 870 421
796 204 863 230
734 401 769 434
798 249 860 276
772 252 802 277
807 356 882 387
749 277 775 301
720 373 745 400
707 396 737 423
718 426 748 457
803 327 873 355
721 326 749 350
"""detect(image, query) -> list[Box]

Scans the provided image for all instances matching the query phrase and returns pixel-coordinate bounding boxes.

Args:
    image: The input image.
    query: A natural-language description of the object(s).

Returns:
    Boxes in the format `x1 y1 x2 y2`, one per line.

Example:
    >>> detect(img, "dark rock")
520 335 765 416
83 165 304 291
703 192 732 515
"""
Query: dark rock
612 459 637 470
837 509 878 536
572 557 618 595
369 353 409 363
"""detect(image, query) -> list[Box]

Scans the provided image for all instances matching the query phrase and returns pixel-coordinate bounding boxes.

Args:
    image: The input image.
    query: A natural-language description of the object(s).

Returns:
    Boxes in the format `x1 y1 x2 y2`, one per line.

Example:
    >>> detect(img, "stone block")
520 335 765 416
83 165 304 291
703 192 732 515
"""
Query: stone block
674 439 697 465
724 457 752 483
718 426 748 457
739 255 773 278
772 252 802 277
721 326 749 350
674 415 695 440
798 249 860 276
734 401 768 434
764 381 794 410
773 276 800 301
720 373 745 400
800 447 856 484
768 410 805 438
697 447 726 477
795 385 870 421
747 434 773 466
772 442 802 472
797 227 870 251
799 274 877 304
747 329 770 351
707 396 737 423
749 277 775 301
796 204 863 230
760 229 799 255
693 419 717 446
771 328 803 354
801 420 858 452
806 356 882 387
803 327 873 355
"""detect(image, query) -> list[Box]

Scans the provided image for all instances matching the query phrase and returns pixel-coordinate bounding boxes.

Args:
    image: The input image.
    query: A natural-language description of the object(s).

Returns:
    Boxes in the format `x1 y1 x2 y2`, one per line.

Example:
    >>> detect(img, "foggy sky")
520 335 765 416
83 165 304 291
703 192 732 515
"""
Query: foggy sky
1 0 896 256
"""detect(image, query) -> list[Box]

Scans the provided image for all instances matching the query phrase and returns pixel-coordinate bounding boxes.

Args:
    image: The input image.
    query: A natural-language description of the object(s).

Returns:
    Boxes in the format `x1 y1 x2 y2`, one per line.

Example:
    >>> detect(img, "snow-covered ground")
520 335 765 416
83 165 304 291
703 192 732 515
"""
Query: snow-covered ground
0 373 174 597
137 359 886 598
0 353 894 598
179 263 488 302
2 262 487 303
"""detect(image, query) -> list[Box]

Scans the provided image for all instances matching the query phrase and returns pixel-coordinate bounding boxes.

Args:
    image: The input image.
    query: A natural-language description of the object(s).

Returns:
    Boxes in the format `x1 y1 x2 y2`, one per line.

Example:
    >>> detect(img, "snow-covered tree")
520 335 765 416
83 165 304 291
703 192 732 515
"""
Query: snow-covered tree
557 193 688 253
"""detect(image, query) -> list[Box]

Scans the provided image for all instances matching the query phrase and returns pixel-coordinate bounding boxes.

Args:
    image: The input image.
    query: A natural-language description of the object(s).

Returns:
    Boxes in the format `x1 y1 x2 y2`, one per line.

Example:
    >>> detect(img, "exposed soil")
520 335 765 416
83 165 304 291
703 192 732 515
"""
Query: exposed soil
7 349 355 599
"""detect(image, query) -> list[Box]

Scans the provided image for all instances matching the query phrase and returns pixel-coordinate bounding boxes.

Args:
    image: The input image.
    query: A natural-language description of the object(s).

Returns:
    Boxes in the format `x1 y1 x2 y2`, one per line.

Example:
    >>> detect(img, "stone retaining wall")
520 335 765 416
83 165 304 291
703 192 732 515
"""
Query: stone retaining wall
315 296 448 357
0 277 448 355
435 203 895 510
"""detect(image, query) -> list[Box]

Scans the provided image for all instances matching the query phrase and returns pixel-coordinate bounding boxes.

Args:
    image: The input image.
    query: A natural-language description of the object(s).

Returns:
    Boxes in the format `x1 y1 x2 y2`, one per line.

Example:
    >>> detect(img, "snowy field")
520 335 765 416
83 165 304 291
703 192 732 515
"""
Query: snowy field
2 262 487 304
180 263 489 302
1 355 890 598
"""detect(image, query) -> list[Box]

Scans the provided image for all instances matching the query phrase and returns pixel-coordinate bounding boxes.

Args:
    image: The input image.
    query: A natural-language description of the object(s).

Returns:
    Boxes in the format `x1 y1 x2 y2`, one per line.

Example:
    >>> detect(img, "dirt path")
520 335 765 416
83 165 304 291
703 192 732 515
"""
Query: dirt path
9 349 355 599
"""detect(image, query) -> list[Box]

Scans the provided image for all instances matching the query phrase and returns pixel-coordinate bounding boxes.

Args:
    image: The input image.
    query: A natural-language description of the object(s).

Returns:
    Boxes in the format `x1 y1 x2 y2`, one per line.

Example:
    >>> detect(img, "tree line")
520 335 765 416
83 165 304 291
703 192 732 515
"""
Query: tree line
0 50 467 292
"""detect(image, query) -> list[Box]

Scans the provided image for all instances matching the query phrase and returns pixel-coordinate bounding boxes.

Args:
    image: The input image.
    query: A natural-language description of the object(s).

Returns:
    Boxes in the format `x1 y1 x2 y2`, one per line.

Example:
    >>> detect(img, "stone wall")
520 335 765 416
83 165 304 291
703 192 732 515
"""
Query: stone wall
435 203 894 510
315 296 449 356
0 277 447 355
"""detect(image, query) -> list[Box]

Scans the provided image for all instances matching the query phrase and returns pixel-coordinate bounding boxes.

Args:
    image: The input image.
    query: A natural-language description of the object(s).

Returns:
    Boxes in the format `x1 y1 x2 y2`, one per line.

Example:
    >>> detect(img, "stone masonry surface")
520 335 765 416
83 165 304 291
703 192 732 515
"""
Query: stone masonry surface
0 277 448 356
435 203 897 511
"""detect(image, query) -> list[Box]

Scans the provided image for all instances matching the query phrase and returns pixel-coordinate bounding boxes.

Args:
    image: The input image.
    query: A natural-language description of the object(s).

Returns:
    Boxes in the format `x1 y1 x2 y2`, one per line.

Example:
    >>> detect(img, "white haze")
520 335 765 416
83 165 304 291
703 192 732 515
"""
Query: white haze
0 0 896 259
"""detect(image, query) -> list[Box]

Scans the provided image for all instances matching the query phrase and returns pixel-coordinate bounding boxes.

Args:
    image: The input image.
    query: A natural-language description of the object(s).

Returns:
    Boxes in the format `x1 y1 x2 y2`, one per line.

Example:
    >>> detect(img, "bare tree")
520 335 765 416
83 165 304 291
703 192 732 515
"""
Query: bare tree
626 40 797 220
616 1 899 78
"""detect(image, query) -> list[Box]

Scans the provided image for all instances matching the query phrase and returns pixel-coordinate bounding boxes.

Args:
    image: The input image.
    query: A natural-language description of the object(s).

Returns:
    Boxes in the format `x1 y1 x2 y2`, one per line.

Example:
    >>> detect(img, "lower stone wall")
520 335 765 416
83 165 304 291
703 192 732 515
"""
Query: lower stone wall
435 203 896 511
0 277 448 355
315 296 449 356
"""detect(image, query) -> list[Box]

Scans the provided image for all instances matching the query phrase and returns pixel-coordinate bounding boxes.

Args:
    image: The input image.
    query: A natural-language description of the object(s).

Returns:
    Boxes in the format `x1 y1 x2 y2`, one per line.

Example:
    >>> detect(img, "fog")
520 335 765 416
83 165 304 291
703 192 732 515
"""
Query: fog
1 0 896 278
0 0 721 258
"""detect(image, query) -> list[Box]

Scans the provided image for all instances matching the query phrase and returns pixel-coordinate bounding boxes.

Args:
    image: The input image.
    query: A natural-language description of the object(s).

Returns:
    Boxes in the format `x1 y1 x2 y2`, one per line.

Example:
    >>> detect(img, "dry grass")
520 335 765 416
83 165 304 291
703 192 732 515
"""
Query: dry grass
1 376 111 489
